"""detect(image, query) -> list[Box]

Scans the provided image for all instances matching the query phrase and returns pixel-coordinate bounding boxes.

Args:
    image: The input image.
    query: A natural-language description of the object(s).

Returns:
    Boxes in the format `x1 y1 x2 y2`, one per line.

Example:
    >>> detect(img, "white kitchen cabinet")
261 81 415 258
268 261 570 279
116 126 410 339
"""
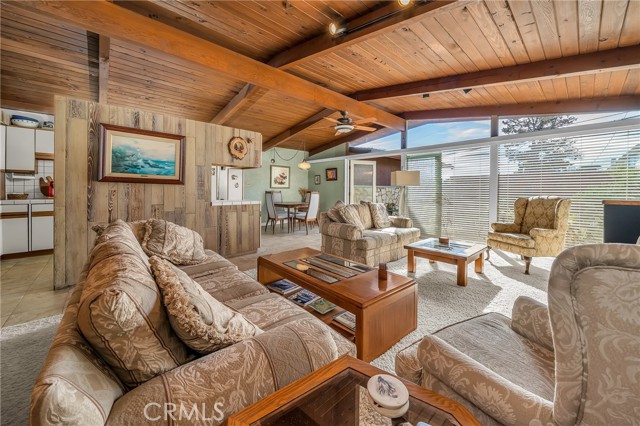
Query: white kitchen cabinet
0 125 5 170
31 204 54 251
35 129 54 154
0 205 30 255
5 126 35 173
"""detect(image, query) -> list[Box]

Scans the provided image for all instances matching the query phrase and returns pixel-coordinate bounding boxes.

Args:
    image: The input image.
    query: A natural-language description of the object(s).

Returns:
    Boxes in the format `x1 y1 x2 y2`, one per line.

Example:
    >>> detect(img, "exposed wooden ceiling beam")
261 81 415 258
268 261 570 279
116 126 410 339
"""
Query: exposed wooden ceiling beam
98 35 110 104
212 0 455 126
263 109 334 150
401 96 640 121
32 1 405 131
270 0 456 70
353 45 640 101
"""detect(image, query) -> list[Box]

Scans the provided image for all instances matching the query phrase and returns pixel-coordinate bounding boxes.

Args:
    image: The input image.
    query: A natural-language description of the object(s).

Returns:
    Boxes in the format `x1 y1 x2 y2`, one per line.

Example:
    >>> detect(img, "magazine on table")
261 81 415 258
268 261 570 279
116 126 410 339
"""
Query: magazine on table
333 311 356 331
288 289 320 306
267 279 301 295
308 298 337 315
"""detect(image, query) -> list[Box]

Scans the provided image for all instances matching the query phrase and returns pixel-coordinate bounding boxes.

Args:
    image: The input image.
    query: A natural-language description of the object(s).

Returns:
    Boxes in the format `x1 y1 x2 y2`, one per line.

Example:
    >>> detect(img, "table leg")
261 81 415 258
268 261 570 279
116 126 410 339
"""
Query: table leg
474 254 484 274
407 250 415 273
456 259 468 286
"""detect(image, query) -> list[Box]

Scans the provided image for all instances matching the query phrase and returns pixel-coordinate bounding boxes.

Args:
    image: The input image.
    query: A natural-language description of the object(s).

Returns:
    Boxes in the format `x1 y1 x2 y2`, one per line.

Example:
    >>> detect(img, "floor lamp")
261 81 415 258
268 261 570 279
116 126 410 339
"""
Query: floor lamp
391 171 420 216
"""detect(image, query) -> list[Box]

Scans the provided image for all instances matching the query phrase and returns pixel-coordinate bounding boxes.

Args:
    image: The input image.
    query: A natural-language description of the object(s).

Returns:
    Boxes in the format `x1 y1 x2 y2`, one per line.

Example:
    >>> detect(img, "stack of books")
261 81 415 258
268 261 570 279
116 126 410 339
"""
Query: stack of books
267 279 301 295
333 311 356 332
288 289 320 306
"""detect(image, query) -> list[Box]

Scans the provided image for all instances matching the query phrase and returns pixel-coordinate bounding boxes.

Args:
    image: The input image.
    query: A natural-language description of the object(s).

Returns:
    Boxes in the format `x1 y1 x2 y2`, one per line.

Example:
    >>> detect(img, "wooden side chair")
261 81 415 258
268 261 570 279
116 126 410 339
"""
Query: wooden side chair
294 191 319 235
265 191 288 234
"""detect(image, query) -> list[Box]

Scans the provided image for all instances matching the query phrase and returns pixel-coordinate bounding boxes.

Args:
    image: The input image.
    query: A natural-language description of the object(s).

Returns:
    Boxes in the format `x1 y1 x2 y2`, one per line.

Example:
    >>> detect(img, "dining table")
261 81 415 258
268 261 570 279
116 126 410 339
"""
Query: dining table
274 201 309 233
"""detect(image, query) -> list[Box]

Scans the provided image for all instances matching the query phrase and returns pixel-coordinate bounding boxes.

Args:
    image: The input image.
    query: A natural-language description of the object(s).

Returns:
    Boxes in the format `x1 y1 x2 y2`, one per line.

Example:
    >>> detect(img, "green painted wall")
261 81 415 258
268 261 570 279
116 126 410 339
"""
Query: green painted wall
244 148 309 223
307 143 347 213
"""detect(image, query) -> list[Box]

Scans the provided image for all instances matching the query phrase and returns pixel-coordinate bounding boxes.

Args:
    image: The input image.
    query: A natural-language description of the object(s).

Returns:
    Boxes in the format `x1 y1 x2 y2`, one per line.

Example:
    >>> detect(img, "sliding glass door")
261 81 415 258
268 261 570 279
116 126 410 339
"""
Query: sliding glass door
349 160 376 204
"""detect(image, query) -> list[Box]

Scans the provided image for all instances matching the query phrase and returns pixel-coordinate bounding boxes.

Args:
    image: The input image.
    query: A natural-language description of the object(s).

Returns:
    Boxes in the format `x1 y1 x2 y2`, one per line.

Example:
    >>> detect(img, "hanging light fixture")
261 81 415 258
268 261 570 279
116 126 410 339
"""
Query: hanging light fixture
298 141 311 170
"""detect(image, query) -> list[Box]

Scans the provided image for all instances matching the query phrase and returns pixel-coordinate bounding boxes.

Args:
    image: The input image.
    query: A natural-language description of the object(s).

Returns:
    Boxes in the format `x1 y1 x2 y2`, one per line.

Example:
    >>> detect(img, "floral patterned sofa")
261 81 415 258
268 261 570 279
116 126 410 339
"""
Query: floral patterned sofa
319 201 420 266
395 243 640 425
30 220 354 426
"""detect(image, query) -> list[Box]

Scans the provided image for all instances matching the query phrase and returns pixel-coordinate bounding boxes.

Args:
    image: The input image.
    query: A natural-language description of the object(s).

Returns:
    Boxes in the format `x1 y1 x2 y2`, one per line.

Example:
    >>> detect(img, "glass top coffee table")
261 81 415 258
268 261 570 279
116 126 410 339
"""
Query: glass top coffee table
404 238 487 287
228 356 479 426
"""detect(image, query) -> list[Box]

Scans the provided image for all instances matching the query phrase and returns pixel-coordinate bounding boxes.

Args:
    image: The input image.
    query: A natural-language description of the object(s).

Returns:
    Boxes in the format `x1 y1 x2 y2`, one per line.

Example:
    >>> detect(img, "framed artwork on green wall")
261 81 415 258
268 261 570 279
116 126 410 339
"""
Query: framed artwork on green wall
271 165 290 189
326 168 338 181
314 175 321 185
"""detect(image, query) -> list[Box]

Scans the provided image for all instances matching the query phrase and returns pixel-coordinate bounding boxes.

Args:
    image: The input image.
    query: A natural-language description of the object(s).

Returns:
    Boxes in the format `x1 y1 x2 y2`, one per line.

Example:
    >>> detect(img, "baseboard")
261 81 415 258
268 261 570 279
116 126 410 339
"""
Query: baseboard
1 249 53 260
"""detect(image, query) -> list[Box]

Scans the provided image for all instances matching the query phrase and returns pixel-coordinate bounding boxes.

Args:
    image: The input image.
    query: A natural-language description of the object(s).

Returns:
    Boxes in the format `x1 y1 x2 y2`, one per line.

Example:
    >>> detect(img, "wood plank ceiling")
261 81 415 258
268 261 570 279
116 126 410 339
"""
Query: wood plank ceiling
1 0 639 154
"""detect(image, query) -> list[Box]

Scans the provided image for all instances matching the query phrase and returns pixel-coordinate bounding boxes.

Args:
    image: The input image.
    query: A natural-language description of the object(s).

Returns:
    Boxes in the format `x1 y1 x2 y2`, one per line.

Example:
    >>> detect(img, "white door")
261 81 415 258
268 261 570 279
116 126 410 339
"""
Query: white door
31 204 54 251
0 205 29 255
349 160 376 204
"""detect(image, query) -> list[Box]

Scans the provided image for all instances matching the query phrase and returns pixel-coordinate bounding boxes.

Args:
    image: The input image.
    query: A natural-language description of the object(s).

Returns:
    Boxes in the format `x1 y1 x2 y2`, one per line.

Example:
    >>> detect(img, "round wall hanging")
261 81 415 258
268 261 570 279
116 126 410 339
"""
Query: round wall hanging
228 136 247 160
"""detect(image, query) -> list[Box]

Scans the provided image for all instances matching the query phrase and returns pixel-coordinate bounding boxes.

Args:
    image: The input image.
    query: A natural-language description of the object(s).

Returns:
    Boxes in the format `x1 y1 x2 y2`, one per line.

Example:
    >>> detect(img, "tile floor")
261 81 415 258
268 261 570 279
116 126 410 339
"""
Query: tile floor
0 225 322 328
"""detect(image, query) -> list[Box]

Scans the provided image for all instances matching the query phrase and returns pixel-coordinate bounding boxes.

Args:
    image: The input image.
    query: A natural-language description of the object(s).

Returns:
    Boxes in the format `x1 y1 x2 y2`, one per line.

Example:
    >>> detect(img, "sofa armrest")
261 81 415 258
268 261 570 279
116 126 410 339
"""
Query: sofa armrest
418 336 553 426
510 296 553 351
394 339 423 384
389 216 413 228
320 221 363 241
105 318 340 426
491 222 520 233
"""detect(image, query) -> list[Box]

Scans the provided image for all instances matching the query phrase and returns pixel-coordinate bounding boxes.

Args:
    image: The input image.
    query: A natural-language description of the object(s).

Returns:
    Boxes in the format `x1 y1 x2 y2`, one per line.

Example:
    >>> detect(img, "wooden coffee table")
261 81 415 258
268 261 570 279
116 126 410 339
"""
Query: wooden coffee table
257 248 417 362
228 355 480 426
405 238 487 287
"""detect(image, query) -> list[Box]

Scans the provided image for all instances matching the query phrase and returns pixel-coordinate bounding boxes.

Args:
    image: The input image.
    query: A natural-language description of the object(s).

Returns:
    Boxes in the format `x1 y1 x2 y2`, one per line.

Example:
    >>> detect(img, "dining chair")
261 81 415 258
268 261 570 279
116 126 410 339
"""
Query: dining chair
265 191 288 234
294 192 320 235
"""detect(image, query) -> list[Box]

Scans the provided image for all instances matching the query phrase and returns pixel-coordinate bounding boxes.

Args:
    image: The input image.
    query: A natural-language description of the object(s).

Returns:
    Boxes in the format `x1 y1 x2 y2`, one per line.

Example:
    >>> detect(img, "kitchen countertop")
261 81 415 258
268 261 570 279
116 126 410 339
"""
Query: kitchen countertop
211 200 260 206
0 199 54 205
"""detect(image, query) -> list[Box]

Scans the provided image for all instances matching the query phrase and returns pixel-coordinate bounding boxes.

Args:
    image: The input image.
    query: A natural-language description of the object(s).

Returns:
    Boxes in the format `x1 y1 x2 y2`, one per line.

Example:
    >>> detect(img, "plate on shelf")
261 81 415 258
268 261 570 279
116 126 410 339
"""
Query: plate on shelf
11 115 39 128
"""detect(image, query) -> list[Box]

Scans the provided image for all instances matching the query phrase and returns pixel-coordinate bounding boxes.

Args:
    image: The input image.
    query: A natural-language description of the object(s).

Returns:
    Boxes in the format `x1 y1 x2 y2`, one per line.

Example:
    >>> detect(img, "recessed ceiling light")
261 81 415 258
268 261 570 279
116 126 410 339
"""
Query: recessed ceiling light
422 93 430 98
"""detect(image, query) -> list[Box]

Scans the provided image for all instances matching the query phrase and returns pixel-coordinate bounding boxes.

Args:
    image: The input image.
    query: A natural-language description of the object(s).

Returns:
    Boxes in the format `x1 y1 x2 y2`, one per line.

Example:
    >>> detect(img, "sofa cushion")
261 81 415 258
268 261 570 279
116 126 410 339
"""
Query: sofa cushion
78 222 191 389
367 202 392 228
187 266 269 304
326 200 345 223
487 231 535 248
379 226 421 244
92 220 148 244
357 230 399 250
355 202 374 229
178 249 237 275
227 293 309 331
142 219 206 265
150 257 261 354
338 205 365 230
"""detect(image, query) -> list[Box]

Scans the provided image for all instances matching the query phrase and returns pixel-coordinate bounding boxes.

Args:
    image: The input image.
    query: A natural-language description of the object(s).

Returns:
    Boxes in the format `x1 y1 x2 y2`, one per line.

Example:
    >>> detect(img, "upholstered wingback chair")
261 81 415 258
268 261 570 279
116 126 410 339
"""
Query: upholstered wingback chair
395 244 640 426
487 196 571 273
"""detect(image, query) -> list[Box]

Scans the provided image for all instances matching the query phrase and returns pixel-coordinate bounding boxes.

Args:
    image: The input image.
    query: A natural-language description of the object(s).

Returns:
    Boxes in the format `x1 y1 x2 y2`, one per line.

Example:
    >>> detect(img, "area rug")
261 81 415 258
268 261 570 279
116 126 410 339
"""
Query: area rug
245 250 553 372
1 314 61 426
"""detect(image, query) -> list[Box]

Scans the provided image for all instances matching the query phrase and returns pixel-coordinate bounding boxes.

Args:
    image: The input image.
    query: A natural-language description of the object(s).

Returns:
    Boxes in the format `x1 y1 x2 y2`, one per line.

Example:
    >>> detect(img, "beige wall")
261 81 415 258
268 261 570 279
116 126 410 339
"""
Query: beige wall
54 97 262 289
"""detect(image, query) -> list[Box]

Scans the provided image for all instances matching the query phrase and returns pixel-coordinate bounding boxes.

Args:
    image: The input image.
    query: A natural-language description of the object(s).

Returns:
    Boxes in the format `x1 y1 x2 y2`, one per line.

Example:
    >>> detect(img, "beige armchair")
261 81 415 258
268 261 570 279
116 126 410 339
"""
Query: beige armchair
395 243 640 426
487 196 571 274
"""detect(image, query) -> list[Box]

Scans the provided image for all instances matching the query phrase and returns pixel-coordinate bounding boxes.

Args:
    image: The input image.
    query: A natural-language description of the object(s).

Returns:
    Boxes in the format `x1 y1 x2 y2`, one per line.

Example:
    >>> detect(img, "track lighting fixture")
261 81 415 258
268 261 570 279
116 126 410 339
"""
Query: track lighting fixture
329 22 346 36
463 88 473 94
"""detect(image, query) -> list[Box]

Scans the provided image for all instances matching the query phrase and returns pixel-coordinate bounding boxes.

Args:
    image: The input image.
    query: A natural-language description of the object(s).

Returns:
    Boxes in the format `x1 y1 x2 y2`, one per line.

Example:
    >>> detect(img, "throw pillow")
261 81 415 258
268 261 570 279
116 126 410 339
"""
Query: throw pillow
142 219 206 265
338 204 365 230
368 203 392 228
326 200 345 223
78 223 192 388
150 256 261 354
357 202 374 229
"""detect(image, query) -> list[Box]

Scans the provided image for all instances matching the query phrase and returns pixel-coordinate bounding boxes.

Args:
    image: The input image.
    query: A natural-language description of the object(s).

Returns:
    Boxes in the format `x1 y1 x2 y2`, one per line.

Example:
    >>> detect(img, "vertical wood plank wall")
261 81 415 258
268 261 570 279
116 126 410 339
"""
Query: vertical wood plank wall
54 96 262 290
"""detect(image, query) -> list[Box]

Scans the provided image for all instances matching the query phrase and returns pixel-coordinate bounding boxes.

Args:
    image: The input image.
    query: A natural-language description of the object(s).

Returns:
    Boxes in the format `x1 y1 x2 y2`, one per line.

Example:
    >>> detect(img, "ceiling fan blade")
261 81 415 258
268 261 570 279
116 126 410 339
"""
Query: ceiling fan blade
354 125 376 132
322 117 340 124
353 117 375 124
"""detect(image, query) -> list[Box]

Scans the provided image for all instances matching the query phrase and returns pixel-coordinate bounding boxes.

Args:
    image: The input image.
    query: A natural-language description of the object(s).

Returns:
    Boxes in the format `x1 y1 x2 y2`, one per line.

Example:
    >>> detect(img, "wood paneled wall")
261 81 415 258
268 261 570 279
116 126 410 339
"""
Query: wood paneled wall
54 96 262 290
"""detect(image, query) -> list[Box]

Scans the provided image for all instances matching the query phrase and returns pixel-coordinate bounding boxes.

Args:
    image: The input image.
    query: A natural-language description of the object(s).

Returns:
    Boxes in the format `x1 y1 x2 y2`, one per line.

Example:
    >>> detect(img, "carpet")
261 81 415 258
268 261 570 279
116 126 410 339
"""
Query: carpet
1 314 61 426
244 250 552 371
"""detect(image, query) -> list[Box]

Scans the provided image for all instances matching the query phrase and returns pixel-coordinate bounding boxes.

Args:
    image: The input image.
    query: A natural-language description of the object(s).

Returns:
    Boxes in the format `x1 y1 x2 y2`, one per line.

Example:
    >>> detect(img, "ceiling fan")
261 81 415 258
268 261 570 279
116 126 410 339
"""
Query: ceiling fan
323 111 377 136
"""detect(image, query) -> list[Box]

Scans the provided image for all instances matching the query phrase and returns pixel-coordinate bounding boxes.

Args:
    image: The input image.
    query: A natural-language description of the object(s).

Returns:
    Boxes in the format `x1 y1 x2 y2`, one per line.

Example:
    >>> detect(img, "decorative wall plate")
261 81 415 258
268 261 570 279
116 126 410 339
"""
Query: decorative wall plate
228 136 247 160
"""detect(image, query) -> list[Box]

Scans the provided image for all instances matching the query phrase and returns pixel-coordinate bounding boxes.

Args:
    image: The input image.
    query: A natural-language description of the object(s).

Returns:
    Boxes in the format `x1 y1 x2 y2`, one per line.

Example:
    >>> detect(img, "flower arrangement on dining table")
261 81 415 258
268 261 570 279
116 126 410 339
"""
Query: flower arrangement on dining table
298 187 309 202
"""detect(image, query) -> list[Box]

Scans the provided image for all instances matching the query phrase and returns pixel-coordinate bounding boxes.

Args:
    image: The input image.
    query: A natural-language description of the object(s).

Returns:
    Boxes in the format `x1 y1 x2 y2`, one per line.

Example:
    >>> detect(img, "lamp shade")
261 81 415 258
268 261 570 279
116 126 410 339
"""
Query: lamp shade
391 170 420 186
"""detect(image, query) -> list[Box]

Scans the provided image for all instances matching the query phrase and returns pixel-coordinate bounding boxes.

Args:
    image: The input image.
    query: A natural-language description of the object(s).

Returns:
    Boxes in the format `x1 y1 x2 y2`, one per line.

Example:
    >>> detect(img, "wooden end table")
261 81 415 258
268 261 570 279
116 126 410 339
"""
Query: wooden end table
404 238 487 287
228 355 480 426
257 248 417 362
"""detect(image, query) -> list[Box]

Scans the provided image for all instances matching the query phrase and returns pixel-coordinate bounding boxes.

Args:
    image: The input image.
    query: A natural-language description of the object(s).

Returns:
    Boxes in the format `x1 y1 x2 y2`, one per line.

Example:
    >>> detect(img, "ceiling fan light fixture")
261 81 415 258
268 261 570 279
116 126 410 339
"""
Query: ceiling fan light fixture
335 124 354 133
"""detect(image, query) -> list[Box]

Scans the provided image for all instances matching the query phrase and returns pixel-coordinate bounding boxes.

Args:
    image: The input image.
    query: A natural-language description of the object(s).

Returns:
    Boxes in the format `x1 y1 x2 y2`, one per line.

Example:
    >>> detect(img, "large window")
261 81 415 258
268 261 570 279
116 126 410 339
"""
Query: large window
407 145 490 242
498 128 640 246
408 119 490 148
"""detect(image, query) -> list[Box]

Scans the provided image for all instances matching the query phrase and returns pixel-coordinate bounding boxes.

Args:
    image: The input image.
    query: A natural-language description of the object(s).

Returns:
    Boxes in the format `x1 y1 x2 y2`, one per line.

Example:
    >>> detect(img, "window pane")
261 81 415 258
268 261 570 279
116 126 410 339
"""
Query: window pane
407 120 491 148
354 131 401 151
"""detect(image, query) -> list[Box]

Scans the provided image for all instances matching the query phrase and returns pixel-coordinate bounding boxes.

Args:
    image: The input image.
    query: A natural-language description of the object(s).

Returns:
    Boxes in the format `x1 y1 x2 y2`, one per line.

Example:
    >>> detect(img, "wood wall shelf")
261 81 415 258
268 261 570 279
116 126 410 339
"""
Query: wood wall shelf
35 152 54 160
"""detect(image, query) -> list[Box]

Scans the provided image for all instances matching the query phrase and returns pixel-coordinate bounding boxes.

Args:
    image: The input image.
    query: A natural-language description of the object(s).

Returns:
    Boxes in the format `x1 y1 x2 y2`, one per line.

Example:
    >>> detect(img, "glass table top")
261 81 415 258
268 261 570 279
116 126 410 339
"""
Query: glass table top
406 238 477 256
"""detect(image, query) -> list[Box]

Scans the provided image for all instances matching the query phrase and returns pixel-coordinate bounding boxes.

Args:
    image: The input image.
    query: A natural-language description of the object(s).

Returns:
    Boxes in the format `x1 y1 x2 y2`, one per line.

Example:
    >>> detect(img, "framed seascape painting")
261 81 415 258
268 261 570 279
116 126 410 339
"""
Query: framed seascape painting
270 165 290 189
98 124 185 184
326 167 338 181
